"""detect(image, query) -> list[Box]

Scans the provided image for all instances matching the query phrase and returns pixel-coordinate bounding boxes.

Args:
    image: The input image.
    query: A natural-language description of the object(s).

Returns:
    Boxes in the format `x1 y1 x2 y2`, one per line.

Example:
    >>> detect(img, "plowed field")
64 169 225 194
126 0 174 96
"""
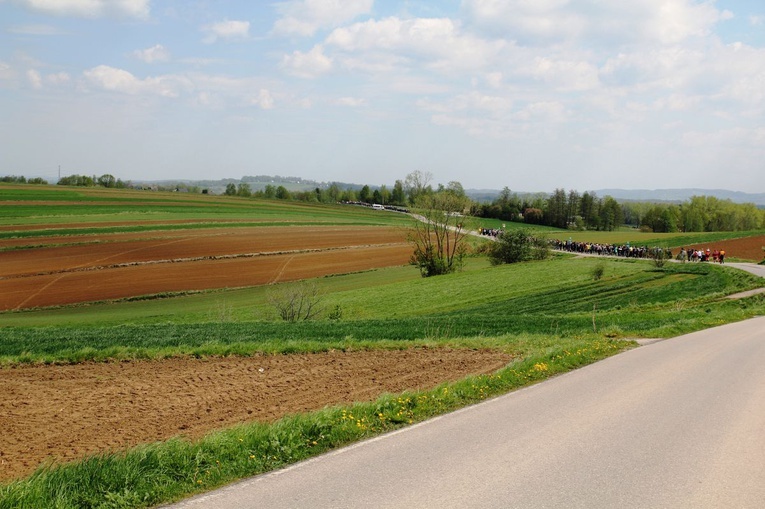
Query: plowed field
0 225 412 310
0 348 513 482
682 234 765 262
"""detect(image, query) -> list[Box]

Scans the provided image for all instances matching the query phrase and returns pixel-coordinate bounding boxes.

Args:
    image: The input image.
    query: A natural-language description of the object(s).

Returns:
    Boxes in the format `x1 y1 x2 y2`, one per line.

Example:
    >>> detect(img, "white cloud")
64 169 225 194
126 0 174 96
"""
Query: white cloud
83 65 189 97
418 91 512 113
81 65 281 111
280 45 333 78
514 100 566 122
249 89 275 109
526 56 600 91
484 71 503 89
132 44 170 63
26 69 43 89
46 71 71 85
325 17 505 72
11 0 150 19
334 96 366 107
0 61 18 86
463 0 731 46
273 0 373 37
750 15 764 26
25 69 72 89
599 47 705 90
202 20 250 43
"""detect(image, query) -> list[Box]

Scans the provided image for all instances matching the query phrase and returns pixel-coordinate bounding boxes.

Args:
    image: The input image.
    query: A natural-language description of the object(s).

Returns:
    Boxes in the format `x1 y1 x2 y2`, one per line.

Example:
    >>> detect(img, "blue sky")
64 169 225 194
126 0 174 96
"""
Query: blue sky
1 0 763 193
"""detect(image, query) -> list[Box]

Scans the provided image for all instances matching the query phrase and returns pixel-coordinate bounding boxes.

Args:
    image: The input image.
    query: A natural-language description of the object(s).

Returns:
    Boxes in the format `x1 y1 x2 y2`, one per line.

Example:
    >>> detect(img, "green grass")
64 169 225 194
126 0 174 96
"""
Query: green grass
2 257 763 363
0 184 414 229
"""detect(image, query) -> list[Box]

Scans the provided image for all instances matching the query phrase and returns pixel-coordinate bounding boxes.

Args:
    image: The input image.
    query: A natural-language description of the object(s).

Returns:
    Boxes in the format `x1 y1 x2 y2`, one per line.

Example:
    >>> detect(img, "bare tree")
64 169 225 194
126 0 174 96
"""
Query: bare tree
409 189 471 277
403 170 433 205
268 282 324 322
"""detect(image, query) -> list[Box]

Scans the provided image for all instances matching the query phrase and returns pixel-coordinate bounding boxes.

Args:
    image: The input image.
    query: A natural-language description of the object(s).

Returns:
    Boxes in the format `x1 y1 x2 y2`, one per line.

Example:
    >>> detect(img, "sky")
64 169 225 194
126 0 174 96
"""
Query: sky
0 0 763 193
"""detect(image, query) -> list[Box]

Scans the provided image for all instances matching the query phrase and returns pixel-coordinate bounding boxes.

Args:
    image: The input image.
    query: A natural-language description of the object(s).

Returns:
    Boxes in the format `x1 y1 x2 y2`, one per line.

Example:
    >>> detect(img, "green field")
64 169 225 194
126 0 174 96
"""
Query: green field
0 184 413 230
2 185 765 508
2 256 764 364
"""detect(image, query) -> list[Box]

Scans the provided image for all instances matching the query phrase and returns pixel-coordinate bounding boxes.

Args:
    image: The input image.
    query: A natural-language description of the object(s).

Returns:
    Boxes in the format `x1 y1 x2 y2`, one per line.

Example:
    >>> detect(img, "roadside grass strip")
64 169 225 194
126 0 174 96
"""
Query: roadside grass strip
0 337 626 509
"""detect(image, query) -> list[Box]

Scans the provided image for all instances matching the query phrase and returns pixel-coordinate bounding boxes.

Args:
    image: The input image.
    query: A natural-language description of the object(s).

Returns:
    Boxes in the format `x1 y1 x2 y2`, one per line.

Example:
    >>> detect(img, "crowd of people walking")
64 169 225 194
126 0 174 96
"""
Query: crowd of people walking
551 238 726 263
476 227 729 264
551 239 672 259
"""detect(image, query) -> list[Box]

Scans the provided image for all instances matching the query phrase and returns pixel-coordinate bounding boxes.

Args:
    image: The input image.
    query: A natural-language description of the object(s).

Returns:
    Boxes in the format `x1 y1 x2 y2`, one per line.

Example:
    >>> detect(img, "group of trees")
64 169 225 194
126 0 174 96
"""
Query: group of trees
57 174 128 189
475 187 764 233
627 196 763 232
474 188 624 232
1 175 48 185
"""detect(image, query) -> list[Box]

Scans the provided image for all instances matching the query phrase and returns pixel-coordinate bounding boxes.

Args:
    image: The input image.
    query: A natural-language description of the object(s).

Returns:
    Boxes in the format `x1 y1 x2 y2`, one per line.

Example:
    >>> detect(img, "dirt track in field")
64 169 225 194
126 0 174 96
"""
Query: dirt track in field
0 348 513 482
0 226 412 310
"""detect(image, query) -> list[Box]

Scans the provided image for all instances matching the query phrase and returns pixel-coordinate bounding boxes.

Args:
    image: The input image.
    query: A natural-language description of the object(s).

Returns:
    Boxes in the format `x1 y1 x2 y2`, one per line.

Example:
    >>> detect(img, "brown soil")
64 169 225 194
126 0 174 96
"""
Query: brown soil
0 226 412 310
681 234 765 262
0 348 513 482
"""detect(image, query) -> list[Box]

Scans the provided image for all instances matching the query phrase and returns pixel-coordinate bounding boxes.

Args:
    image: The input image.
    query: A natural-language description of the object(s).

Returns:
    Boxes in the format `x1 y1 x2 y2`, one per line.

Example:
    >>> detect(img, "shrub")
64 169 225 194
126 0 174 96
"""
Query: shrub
489 228 549 264
268 282 324 322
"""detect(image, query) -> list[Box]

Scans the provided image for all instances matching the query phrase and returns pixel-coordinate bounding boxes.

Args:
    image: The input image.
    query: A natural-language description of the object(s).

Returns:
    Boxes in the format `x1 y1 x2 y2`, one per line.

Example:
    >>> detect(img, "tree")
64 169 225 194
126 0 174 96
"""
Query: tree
546 188 568 228
567 189 580 227
488 228 548 264
408 190 471 277
598 196 623 231
224 183 237 196
58 174 95 187
524 207 544 224
237 183 252 197
359 185 371 203
327 183 341 203
404 170 433 205
391 180 405 205
275 185 291 200
97 174 116 188
580 191 598 229
446 181 465 198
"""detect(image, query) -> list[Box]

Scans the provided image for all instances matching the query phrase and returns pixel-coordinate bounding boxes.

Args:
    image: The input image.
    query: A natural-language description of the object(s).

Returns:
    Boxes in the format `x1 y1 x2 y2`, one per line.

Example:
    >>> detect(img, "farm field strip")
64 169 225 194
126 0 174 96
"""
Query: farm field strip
0 226 409 277
0 348 512 482
0 245 412 311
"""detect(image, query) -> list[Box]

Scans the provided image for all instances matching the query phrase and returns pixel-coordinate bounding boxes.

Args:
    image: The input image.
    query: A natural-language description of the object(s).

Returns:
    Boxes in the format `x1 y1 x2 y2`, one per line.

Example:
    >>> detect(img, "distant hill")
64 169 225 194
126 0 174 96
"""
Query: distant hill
593 189 765 206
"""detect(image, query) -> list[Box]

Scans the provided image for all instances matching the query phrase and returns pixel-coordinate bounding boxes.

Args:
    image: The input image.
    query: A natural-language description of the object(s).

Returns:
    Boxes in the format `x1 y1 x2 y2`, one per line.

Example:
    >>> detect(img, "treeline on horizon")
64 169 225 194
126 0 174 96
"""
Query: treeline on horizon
3 173 764 233
474 187 765 233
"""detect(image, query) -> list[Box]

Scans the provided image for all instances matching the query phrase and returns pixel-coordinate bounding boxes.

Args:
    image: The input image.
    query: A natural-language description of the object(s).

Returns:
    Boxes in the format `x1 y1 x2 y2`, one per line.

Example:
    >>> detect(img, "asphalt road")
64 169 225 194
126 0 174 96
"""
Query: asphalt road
727 261 765 279
164 316 765 509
